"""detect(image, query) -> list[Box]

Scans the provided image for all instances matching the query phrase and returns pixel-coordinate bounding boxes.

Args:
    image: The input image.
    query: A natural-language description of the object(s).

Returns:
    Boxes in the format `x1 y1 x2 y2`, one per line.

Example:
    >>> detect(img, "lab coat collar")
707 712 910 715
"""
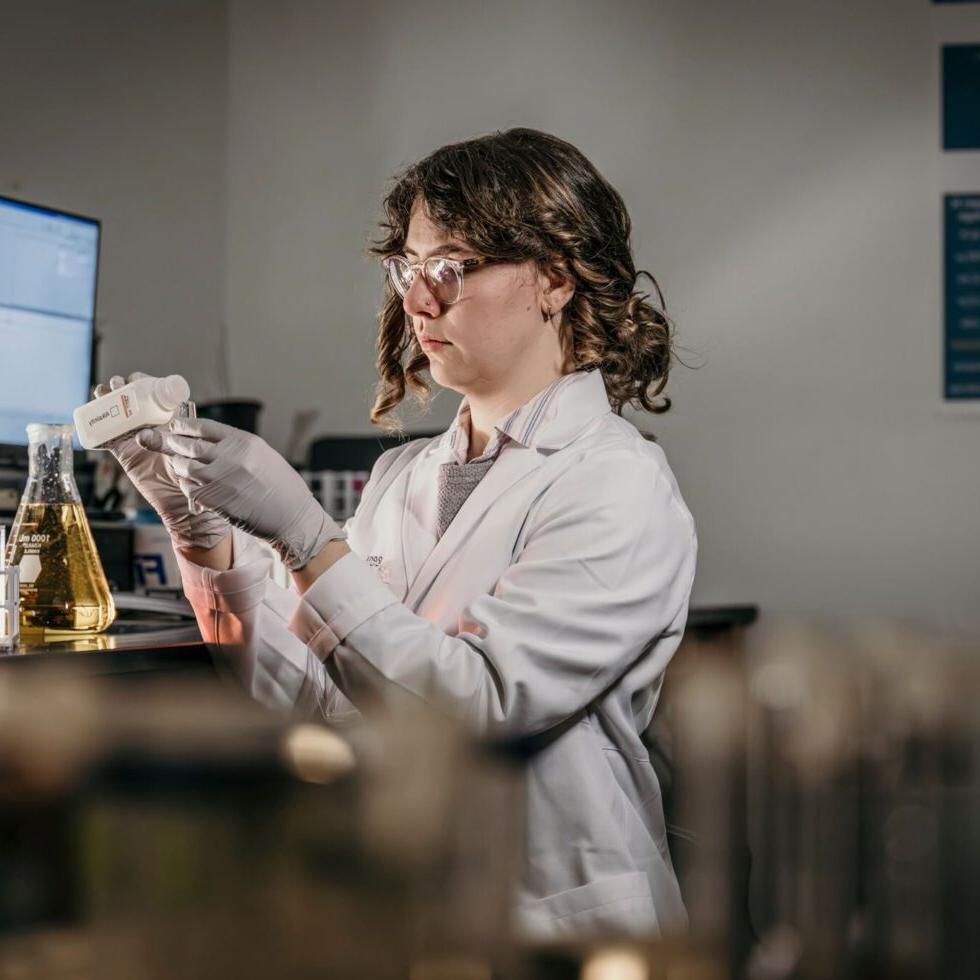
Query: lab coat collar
526 369 611 453
433 369 611 461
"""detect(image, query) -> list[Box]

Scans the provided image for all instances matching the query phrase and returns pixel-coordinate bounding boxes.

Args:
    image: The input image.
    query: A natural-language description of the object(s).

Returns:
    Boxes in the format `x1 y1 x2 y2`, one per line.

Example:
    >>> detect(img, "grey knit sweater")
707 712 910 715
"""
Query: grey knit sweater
435 458 496 538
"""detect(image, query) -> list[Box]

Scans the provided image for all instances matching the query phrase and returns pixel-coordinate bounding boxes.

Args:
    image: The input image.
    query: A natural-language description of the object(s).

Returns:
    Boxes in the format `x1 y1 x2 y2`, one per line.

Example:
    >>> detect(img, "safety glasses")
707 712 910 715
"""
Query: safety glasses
383 254 495 306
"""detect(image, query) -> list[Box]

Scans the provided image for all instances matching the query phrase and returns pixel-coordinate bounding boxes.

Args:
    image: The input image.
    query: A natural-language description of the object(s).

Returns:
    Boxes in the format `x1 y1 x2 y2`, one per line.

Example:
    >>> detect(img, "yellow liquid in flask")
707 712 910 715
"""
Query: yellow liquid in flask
10 503 116 632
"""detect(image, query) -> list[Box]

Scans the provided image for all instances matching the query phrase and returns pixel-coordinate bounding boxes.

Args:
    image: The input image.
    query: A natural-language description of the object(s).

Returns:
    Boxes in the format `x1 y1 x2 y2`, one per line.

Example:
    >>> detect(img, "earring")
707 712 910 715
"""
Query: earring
541 307 553 323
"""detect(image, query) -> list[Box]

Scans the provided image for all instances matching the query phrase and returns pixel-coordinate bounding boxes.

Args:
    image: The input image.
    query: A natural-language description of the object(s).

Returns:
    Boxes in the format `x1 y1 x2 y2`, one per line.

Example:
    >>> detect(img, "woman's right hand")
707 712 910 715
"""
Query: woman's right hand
95 374 231 551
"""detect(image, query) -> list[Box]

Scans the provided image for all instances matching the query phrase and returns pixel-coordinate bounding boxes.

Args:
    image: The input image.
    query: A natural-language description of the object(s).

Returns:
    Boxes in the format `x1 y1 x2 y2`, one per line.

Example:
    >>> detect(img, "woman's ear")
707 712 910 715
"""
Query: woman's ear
538 264 575 316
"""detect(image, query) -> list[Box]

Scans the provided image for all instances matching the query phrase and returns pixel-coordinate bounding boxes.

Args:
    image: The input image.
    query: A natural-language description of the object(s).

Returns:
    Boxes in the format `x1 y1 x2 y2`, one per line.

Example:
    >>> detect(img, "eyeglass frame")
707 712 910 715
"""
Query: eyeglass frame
382 253 498 306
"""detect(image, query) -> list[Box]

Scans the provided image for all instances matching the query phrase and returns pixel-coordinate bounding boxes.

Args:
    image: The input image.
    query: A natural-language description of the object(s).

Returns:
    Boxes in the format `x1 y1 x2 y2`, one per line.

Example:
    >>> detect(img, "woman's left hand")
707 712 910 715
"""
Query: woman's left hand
140 418 344 570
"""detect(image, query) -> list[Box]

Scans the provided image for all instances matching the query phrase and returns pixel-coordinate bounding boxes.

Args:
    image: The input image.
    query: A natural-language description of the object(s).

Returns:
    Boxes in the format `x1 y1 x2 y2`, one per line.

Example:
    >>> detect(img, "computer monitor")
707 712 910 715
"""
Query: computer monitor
0 195 99 455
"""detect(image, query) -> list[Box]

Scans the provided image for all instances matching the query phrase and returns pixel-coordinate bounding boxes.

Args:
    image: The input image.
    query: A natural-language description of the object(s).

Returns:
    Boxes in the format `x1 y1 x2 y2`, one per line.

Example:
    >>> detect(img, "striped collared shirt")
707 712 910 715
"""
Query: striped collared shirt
447 371 587 465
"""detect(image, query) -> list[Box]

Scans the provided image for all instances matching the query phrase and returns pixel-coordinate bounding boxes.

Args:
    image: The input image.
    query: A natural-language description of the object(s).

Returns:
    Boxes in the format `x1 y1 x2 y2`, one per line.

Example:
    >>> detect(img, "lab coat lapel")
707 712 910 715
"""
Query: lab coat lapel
397 435 450 594
402 370 611 608
404 445 543 609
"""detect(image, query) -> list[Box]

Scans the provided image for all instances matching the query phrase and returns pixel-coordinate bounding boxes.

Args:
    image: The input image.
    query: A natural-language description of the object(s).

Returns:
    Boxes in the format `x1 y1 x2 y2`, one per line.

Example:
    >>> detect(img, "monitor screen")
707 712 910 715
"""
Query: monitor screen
0 195 99 448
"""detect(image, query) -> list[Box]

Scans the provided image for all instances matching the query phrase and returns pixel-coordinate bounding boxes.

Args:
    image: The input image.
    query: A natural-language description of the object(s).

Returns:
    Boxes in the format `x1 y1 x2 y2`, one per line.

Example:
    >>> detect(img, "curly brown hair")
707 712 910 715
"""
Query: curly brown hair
368 128 674 429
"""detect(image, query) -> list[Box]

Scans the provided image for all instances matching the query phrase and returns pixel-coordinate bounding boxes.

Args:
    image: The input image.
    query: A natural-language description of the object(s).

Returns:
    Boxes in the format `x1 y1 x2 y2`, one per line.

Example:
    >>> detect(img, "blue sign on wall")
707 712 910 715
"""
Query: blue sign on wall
944 195 980 399
943 45 980 150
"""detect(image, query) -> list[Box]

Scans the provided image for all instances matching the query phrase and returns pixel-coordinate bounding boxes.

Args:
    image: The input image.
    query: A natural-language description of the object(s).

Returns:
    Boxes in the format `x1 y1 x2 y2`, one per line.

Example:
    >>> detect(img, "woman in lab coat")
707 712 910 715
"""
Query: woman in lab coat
103 128 697 939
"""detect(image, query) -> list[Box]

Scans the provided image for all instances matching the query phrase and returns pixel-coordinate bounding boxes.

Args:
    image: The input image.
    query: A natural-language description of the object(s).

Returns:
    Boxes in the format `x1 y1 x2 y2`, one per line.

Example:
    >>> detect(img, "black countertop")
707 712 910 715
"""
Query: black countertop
0 594 210 677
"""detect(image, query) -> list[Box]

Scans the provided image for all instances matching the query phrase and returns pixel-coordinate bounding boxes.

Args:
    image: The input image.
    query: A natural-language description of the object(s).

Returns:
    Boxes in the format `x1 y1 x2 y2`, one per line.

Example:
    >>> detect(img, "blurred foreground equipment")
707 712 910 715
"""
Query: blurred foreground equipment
665 619 980 980
1 619 977 979
0 675 522 979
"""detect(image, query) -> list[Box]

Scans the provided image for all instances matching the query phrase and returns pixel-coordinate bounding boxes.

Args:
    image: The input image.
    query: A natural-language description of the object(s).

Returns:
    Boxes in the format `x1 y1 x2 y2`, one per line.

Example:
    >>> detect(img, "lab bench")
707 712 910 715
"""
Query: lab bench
0 602 758 678
0 593 212 679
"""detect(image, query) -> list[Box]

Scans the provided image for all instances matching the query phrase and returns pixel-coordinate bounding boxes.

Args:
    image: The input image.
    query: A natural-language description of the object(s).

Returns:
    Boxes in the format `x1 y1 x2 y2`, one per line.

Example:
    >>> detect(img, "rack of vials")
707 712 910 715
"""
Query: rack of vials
303 469 370 523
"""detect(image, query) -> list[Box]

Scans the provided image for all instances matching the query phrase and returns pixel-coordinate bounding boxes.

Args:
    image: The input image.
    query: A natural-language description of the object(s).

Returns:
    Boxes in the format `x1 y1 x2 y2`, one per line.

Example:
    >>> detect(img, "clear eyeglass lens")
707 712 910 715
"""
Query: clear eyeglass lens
386 256 462 304
424 258 461 304
387 257 413 297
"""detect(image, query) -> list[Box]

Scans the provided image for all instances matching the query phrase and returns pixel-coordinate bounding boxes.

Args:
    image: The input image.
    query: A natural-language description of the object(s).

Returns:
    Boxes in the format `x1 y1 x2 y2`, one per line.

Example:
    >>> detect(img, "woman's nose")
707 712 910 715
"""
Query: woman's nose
403 272 440 319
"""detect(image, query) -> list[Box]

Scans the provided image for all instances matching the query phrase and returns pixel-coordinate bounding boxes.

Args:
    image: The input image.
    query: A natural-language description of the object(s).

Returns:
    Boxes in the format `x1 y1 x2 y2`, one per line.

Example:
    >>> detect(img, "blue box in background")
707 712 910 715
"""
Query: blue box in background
943 45 980 150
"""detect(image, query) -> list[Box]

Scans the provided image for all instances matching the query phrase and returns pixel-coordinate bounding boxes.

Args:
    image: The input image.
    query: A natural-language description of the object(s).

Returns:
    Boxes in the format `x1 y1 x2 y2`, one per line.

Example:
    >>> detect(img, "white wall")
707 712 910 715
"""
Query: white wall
0 0 228 399
225 0 979 627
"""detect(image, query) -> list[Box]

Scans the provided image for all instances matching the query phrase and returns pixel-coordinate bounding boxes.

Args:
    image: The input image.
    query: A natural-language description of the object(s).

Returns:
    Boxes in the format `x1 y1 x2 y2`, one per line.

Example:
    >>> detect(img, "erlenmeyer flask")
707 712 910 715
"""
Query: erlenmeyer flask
5 423 116 633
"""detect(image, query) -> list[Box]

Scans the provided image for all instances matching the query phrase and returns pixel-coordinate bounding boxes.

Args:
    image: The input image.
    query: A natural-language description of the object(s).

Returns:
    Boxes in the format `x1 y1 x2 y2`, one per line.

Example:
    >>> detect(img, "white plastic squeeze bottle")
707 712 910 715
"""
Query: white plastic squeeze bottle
73 374 191 450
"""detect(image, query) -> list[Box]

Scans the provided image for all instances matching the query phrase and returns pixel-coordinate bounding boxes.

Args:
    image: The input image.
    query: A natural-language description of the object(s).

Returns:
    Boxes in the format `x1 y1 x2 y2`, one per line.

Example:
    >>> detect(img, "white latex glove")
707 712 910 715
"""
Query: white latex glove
141 417 344 570
94 374 231 551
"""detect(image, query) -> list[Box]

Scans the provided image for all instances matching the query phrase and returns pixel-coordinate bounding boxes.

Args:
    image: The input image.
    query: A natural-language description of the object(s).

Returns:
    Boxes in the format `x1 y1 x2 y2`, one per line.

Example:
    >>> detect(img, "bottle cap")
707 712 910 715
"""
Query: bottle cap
154 375 191 410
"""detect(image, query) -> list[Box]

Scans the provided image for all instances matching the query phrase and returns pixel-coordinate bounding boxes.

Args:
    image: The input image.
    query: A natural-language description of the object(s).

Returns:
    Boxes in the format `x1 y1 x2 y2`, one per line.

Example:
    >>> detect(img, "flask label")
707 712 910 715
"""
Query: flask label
18 529 48 589
19 554 41 585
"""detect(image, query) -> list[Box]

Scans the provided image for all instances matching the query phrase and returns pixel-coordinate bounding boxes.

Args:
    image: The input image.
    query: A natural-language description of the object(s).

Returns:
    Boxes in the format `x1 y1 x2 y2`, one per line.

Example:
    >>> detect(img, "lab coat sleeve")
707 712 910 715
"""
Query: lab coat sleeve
287 455 697 738
175 527 359 722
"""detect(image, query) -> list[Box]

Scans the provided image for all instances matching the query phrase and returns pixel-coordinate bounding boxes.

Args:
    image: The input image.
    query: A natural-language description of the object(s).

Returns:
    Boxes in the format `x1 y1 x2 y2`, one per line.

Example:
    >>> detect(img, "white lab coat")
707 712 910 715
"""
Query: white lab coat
177 369 697 939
